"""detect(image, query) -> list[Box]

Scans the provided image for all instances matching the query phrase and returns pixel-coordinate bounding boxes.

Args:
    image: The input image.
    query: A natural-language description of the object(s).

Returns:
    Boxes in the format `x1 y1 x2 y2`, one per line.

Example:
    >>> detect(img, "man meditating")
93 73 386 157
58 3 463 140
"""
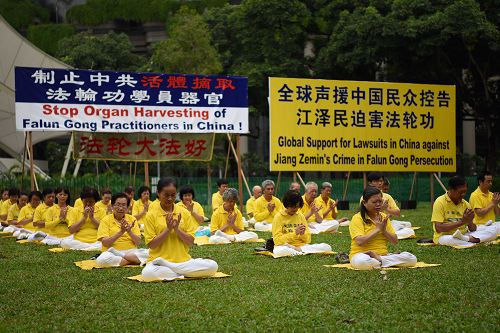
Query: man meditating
253 179 283 232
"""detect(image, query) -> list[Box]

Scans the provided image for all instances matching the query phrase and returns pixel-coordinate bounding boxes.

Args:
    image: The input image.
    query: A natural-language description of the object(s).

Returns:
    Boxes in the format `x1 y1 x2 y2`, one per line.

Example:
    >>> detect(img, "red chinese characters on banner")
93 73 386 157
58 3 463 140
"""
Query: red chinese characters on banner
74 133 214 161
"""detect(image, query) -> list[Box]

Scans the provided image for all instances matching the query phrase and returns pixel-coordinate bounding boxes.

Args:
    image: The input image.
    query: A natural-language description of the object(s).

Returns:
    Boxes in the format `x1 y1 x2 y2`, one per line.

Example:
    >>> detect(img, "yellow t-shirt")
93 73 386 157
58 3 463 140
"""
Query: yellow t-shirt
349 212 395 260
68 205 106 243
144 205 196 263
314 196 338 220
431 193 470 243
44 204 72 238
0 199 16 222
95 200 112 215
272 210 311 247
7 203 22 223
74 198 83 210
301 195 319 222
246 197 256 217
128 198 135 214
149 199 160 211
254 196 284 223
469 187 498 225
210 206 243 235
97 213 140 251
132 199 153 224
211 192 224 212
176 201 205 225
18 204 37 231
33 203 53 233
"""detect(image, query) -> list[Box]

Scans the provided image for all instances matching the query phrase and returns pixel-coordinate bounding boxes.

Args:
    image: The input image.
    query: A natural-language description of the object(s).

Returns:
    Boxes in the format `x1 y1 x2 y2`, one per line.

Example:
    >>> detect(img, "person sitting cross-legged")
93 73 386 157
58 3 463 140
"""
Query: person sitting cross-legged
349 186 417 270
468 171 500 234
432 176 497 247
253 179 284 232
209 188 258 244
272 190 332 257
96 193 148 267
141 178 218 281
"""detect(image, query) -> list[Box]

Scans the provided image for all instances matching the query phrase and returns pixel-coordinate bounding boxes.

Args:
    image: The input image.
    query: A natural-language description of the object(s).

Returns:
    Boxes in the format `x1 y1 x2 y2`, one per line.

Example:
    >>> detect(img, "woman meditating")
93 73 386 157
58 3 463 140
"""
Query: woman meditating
132 185 152 230
349 187 417 270
13 191 42 240
37 187 73 245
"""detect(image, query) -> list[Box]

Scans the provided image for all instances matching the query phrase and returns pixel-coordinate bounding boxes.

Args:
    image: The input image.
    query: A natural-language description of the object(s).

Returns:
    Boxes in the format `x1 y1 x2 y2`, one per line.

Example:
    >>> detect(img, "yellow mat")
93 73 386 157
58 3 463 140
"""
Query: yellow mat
323 262 441 270
74 260 141 270
16 239 42 244
127 272 230 282
399 234 417 240
245 228 270 232
253 250 336 259
1 235 16 239
48 247 99 253
194 235 265 246
0 231 12 235
411 227 421 230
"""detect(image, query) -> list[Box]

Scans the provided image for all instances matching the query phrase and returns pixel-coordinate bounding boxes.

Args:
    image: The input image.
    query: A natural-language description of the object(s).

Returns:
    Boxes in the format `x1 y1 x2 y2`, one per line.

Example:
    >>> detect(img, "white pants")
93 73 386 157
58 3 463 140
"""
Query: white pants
438 225 497 247
254 222 272 232
3 226 21 233
477 221 500 235
339 220 350 227
40 234 70 246
242 217 249 228
96 248 149 267
389 220 415 239
309 220 339 234
246 217 256 227
273 243 332 258
60 237 102 251
351 252 417 270
141 257 218 281
209 230 259 244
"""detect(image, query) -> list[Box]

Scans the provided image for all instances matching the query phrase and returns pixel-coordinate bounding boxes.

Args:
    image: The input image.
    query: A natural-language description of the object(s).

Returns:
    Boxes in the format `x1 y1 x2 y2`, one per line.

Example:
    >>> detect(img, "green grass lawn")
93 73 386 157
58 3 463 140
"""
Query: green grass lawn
1 203 499 332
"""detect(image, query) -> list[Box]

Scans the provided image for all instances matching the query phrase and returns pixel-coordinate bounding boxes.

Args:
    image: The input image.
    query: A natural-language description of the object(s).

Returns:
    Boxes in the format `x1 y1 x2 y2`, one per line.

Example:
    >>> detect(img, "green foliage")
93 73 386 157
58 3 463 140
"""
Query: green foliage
27 23 74 56
57 32 146 71
66 0 228 25
0 0 50 30
145 6 222 75
1 204 499 331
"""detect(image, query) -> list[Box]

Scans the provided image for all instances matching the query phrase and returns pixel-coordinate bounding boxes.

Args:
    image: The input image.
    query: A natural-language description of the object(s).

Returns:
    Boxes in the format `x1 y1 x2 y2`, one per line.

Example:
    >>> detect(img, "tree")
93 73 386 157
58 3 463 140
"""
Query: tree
145 6 222 75
57 32 145 71
314 0 500 173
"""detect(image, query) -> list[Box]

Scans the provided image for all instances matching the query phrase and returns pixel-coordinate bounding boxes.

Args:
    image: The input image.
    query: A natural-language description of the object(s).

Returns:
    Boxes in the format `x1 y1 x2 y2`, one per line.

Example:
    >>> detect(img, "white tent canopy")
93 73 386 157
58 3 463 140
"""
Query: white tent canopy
0 15 70 162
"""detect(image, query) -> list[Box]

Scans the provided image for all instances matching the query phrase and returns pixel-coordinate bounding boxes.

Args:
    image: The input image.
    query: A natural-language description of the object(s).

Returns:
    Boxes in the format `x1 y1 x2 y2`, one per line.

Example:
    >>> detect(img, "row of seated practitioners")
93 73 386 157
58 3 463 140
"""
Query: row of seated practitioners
0 172 498 278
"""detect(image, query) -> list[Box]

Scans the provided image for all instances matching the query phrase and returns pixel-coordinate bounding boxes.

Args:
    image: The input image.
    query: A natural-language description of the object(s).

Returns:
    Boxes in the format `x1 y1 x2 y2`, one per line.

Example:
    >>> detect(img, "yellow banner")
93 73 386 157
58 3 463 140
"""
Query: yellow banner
73 132 214 162
269 77 456 172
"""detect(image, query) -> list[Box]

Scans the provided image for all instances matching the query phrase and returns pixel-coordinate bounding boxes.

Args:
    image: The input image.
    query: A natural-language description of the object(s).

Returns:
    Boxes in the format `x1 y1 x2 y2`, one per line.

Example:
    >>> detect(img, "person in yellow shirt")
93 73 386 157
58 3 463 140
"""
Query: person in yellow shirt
7 192 28 236
73 186 90 211
124 185 135 214
272 190 332 257
177 185 205 225
209 188 258 244
361 173 415 239
314 182 350 227
211 178 229 212
28 188 55 241
1 188 8 202
13 191 42 239
469 172 500 234
0 188 20 228
141 178 218 281
132 185 152 230
350 187 417 270
96 193 148 267
61 188 105 251
289 182 301 192
95 188 112 215
37 187 73 245
253 179 284 231
301 182 340 234
246 185 262 220
432 176 497 247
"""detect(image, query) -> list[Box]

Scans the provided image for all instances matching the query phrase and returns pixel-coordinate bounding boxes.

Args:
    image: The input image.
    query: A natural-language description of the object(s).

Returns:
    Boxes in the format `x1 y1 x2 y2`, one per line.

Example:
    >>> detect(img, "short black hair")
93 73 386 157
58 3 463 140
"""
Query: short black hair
42 188 54 197
217 178 229 187
101 187 112 195
448 176 467 190
138 186 151 196
157 178 177 193
179 185 195 200
81 188 100 202
111 192 130 206
367 172 383 183
8 187 20 197
124 186 134 194
28 191 43 202
54 186 71 205
477 171 492 184
282 190 304 208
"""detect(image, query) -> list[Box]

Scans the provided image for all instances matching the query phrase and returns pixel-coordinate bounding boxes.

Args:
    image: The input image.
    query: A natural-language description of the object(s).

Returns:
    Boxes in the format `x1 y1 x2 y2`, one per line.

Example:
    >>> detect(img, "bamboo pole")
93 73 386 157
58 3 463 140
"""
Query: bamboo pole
28 132 35 191
295 172 306 188
226 134 251 197
430 173 435 206
144 162 150 187
276 171 281 194
433 172 447 192
224 135 231 178
236 134 244 210
342 172 351 200
409 172 417 200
